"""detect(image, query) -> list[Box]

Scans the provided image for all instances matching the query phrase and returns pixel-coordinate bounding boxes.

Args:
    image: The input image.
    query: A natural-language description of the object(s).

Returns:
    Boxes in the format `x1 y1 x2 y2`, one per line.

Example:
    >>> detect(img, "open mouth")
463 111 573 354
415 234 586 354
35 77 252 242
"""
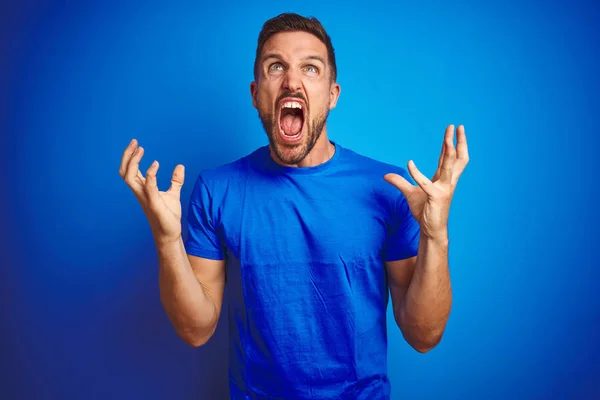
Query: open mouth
278 99 305 142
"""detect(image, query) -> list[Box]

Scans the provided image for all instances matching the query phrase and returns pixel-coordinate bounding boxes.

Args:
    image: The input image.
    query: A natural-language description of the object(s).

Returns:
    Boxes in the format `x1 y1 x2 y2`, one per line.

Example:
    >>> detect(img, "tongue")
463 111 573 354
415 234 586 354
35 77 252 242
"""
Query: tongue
281 114 303 136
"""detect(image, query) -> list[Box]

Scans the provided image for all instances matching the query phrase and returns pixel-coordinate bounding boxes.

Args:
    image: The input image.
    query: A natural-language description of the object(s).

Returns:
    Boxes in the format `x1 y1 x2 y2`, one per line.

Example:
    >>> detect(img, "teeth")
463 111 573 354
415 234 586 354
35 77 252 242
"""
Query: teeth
282 101 303 109
281 129 300 138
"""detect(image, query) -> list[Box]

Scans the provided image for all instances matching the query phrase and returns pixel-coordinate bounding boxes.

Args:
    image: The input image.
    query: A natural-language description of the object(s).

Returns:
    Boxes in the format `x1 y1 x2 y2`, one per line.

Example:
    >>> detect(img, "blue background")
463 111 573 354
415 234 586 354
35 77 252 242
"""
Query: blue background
2 0 599 399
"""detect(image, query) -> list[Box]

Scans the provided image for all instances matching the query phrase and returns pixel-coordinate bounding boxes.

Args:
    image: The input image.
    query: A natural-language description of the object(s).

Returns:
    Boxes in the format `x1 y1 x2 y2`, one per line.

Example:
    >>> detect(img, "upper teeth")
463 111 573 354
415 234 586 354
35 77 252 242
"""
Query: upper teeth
282 101 302 109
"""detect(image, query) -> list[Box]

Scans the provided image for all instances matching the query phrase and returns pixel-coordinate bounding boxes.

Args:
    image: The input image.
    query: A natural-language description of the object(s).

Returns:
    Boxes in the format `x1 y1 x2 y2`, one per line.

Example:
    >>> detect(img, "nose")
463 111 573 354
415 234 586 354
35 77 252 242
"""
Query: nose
282 67 302 92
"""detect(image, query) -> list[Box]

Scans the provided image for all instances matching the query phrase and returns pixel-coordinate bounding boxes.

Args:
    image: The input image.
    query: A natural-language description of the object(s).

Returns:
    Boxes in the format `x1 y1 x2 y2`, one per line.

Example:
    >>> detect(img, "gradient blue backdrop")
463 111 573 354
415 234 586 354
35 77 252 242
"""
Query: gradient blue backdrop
2 0 599 399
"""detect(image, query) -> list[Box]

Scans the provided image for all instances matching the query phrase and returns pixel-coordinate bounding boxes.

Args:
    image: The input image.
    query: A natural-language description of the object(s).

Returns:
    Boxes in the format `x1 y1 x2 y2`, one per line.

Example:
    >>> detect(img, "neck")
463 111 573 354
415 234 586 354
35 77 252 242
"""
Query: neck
271 129 335 168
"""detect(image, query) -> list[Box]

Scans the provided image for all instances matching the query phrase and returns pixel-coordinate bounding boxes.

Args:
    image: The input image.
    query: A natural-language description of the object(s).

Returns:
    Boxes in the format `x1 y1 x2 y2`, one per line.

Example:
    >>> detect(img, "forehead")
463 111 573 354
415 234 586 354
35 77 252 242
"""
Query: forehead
261 31 328 61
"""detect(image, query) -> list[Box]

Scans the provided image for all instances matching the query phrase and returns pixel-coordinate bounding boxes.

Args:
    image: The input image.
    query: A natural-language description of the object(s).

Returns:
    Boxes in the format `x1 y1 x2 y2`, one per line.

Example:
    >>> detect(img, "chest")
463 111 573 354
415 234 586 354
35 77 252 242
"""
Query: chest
218 177 391 264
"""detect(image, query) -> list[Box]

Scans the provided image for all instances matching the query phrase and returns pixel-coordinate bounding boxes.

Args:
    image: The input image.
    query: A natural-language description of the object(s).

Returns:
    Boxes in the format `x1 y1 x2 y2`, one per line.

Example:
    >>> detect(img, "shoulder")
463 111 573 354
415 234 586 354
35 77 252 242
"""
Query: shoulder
336 143 413 209
197 146 266 184
337 143 410 180
189 146 266 198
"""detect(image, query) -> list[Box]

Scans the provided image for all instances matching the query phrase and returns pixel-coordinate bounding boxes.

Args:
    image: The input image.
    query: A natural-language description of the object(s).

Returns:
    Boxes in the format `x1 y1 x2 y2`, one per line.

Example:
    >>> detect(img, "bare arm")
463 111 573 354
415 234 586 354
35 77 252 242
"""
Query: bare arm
385 232 451 353
118 138 226 347
384 124 469 353
156 236 226 347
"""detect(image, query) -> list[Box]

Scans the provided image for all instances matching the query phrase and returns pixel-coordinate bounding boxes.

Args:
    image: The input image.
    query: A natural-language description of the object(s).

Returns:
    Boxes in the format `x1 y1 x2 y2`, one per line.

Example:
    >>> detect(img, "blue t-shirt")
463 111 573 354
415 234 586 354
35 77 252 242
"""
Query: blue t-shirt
185 141 420 399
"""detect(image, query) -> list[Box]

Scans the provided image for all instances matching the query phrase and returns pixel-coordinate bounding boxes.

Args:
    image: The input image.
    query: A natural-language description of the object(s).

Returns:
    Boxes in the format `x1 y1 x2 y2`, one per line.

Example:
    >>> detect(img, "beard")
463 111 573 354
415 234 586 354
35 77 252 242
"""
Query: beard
257 94 329 165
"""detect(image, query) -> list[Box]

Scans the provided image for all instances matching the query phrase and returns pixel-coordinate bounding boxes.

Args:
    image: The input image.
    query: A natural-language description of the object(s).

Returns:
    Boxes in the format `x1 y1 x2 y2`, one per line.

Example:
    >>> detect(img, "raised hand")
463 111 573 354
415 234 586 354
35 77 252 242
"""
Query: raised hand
384 125 469 240
119 138 185 244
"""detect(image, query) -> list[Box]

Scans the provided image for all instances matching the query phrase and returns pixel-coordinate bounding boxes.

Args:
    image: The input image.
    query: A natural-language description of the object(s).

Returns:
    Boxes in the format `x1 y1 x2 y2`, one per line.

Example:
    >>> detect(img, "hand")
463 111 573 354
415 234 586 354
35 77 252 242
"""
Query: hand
119 138 185 244
384 125 469 240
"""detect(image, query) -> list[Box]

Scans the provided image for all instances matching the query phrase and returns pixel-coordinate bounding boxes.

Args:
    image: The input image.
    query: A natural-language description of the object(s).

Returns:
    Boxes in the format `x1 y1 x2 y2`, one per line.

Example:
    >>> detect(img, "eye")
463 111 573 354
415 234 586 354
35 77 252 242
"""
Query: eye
304 65 318 74
269 63 284 71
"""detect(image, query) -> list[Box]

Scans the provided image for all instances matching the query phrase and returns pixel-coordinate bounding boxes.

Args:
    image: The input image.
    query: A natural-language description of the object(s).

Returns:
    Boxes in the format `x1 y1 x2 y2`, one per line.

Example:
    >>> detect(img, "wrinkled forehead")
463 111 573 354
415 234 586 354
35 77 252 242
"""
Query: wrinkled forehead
260 31 329 64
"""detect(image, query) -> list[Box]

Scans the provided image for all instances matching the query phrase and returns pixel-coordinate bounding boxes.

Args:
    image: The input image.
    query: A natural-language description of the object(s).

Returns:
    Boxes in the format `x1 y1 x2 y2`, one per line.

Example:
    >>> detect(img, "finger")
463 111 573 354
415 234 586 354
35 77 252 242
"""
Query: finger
137 169 146 185
438 137 446 169
124 146 145 192
432 139 447 182
384 172 414 198
167 164 185 196
456 125 468 160
407 160 436 196
452 125 470 183
438 125 457 183
144 160 161 205
119 138 138 177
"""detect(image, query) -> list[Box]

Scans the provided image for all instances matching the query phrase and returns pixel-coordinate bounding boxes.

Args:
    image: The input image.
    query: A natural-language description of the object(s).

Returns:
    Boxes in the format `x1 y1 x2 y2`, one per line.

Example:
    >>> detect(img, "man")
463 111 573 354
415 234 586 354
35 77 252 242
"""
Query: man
119 12 469 400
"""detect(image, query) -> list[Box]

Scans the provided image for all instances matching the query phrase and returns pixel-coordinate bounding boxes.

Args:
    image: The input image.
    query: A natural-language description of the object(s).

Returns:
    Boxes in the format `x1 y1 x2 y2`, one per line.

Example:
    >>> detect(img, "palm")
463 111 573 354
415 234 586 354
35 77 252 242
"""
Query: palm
134 170 183 235
403 179 454 236
119 140 186 242
385 125 469 238
404 187 428 228
160 190 182 221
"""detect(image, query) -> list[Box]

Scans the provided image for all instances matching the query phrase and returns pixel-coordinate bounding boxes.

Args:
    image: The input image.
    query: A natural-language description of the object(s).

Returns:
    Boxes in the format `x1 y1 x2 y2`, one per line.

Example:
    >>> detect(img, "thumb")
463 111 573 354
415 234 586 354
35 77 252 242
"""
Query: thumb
168 164 185 196
384 173 414 197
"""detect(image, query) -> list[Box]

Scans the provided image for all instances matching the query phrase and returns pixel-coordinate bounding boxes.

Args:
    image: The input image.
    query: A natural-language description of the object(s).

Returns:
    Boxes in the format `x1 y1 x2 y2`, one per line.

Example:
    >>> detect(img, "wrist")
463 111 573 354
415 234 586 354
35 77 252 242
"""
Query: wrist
420 229 449 247
154 234 186 269
154 232 183 249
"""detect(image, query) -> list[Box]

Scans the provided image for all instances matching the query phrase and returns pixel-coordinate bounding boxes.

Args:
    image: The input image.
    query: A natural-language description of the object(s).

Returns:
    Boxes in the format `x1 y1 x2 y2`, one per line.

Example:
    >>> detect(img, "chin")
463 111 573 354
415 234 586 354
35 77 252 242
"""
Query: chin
258 97 326 166
270 129 311 165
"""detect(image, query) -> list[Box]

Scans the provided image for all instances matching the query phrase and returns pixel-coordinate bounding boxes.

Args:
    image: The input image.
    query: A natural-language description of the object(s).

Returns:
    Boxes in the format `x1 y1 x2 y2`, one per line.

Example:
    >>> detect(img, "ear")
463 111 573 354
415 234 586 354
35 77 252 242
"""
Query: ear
250 81 258 109
328 82 341 110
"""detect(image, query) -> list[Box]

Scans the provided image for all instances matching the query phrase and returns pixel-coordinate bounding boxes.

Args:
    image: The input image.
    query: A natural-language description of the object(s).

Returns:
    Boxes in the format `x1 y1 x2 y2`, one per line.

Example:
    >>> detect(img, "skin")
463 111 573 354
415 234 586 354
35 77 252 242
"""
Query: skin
118 29 470 353
384 124 469 352
250 31 340 168
118 143 225 346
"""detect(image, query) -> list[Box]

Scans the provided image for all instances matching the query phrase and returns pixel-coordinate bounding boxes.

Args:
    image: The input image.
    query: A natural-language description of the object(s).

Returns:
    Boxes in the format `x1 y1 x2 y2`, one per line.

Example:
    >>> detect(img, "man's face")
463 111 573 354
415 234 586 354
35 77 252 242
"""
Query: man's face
251 31 340 165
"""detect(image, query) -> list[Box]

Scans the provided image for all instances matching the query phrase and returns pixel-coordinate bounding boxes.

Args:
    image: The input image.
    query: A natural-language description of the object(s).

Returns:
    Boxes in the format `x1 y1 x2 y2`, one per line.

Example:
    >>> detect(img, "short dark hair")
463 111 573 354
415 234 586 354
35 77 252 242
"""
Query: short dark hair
253 13 337 83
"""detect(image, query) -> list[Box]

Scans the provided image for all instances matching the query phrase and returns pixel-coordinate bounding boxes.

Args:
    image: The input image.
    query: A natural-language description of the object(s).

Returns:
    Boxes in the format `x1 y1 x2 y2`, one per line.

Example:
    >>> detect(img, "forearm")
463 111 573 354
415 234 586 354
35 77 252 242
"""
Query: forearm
396 232 452 352
156 237 218 346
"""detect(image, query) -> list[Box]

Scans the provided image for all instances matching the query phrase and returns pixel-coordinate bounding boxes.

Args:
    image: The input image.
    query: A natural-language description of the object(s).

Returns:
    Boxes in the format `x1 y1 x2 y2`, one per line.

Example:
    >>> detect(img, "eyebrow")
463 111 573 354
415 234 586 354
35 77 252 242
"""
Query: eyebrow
262 53 327 66
303 55 327 65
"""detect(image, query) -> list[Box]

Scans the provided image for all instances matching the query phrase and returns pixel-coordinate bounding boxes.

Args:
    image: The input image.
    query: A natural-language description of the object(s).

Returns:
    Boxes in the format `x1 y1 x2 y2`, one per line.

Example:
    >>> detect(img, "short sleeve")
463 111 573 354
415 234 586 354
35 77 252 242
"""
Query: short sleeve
184 175 225 260
382 170 421 261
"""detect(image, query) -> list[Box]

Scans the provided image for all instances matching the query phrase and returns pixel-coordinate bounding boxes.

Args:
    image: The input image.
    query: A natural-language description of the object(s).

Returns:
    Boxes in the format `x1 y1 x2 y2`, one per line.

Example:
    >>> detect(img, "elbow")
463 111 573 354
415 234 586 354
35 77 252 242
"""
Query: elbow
161 303 219 348
396 309 450 354
177 326 216 348
180 331 211 348
400 323 446 353
409 335 443 353
185 337 209 348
